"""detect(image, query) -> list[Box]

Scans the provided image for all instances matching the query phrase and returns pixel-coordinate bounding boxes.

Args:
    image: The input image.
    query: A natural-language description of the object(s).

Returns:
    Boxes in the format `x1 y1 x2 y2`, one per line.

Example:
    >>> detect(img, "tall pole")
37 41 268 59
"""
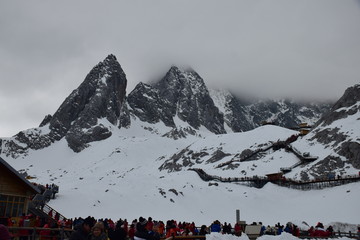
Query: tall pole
236 209 240 223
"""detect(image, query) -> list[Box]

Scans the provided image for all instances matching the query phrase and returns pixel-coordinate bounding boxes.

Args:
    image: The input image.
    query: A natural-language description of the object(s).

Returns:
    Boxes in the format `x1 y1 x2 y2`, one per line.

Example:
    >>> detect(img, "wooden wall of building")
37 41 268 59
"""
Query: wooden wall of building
0 167 33 197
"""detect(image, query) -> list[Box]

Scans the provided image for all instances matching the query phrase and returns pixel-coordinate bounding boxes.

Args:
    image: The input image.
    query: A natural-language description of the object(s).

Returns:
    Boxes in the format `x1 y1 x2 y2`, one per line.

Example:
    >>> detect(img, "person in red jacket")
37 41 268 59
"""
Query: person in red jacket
313 222 330 237
128 224 135 240
18 214 29 240
234 222 243 236
146 217 154 232
39 222 51 240
0 224 11 240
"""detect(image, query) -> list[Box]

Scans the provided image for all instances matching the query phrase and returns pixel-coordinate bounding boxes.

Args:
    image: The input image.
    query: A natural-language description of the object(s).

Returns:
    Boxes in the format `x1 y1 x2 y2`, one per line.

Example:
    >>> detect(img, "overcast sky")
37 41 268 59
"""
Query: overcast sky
1 0 360 137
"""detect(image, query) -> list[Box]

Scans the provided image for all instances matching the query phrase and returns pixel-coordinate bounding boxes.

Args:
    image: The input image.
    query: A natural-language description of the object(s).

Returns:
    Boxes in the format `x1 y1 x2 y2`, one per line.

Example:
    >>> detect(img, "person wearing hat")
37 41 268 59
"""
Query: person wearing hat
134 217 159 240
90 222 108 240
69 217 93 240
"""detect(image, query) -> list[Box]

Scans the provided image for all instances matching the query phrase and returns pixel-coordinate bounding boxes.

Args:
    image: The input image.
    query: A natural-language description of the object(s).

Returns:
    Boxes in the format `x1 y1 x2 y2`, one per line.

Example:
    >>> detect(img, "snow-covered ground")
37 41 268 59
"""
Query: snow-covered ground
2 121 359 232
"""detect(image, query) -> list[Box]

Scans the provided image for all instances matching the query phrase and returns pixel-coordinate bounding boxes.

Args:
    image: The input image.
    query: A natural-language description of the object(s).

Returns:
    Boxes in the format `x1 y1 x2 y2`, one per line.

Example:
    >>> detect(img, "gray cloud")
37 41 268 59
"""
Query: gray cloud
1 0 360 137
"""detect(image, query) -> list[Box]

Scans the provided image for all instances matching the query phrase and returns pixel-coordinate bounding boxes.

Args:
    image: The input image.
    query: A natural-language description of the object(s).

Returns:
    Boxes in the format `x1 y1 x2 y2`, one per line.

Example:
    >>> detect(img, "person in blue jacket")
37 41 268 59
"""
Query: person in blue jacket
210 220 221 233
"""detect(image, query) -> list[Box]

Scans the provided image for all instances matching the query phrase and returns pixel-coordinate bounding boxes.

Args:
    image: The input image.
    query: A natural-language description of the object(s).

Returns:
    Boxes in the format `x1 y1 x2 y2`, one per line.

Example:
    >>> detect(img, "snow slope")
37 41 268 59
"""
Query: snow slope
3 120 359 229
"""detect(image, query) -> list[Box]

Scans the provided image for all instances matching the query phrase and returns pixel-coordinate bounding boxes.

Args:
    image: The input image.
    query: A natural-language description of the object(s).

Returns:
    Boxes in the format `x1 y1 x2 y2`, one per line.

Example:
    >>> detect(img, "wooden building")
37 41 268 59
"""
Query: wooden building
0 157 40 218
266 172 284 181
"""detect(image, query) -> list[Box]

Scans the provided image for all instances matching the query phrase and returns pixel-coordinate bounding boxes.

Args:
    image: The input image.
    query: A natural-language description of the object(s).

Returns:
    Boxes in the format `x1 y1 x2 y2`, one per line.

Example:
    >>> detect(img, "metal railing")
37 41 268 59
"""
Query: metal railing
7 226 73 240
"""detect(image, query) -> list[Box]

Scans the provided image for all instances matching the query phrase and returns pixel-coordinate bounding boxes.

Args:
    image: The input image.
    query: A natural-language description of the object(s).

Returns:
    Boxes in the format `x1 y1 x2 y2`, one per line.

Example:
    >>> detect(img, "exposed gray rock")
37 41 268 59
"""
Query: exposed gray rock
338 142 360 169
310 128 347 147
0 54 129 154
307 156 345 179
206 149 231 164
298 84 360 178
162 127 198 139
128 66 226 134
315 84 360 127
39 114 52 127
210 89 331 132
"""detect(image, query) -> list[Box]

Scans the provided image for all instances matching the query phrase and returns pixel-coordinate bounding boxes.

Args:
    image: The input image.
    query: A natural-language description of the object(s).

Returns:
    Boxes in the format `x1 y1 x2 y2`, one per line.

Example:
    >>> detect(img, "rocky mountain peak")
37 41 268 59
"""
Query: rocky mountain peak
316 83 360 127
128 66 226 134
1 54 129 154
332 84 360 109
52 54 128 152
306 83 360 173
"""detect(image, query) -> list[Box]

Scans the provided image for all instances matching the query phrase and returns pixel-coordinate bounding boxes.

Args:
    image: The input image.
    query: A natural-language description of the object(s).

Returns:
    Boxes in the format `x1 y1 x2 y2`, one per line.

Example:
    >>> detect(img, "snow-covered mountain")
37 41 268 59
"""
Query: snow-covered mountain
289 84 360 180
0 55 330 156
160 83 360 181
127 66 225 135
0 55 359 228
209 89 331 132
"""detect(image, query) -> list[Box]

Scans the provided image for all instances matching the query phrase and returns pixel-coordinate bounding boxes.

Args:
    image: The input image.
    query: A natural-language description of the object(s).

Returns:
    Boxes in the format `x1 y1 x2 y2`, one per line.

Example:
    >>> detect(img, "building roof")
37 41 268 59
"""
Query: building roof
0 156 40 194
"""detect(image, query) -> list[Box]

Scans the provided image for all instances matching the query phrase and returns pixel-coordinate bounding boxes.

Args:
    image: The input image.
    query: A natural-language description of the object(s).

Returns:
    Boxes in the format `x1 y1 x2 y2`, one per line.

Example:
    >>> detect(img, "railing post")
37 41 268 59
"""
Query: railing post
61 227 65 240
32 227 36 240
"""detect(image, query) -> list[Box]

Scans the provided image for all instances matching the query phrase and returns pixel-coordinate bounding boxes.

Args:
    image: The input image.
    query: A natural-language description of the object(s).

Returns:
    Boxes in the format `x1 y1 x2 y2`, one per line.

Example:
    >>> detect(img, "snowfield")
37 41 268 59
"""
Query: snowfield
3 121 359 233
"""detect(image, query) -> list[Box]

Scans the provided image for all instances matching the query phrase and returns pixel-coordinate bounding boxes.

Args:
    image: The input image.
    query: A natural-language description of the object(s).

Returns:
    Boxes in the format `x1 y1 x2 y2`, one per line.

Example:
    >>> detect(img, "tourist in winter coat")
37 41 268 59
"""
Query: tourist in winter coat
284 223 293 234
210 220 221 233
277 225 284 235
39 223 52 240
165 220 177 239
69 218 93 240
146 218 154 232
199 225 208 235
134 217 159 240
18 214 29 240
128 224 135 240
109 221 127 240
234 223 242 236
90 222 108 240
0 224 11 240
313 222 329 237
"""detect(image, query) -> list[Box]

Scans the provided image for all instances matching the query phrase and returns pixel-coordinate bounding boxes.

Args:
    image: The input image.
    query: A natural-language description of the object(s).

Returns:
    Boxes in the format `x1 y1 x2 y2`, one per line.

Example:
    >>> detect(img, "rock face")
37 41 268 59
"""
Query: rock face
291 84 360 180
127 66 226 134
51 54 128 152
0 54 334 156
316 84 360 127
210 89 331 132
0 54 129 154
310 84 360 169
127 66 330 136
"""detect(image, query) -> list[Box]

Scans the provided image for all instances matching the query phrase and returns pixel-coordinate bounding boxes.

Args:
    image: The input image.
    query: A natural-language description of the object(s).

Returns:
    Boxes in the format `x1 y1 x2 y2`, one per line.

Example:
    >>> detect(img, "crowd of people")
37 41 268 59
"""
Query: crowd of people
67 217 344 240
67 217 248 240
259 221 335 237
1 214 359 240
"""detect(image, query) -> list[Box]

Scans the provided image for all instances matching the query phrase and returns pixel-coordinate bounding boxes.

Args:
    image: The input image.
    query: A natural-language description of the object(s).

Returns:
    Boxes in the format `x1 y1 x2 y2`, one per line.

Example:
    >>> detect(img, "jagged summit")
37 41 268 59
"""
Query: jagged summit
0 54 129 154
316 83 360 127
128 66 226 134
53 54 128 152
0 55 332 156
209 89 330 132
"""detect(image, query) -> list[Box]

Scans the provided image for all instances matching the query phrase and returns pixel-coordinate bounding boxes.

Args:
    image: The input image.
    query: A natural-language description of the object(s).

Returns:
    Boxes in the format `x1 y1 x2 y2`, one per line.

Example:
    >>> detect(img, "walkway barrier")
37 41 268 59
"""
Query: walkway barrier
6 226 358 240
7 226 73 240
189 168 360 190
298 231 358 239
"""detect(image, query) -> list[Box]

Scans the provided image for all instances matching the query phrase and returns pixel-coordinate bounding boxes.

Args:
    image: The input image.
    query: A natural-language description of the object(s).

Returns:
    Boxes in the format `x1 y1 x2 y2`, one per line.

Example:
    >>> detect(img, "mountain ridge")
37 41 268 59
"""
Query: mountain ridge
0 54 359 225
0 54 339 157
